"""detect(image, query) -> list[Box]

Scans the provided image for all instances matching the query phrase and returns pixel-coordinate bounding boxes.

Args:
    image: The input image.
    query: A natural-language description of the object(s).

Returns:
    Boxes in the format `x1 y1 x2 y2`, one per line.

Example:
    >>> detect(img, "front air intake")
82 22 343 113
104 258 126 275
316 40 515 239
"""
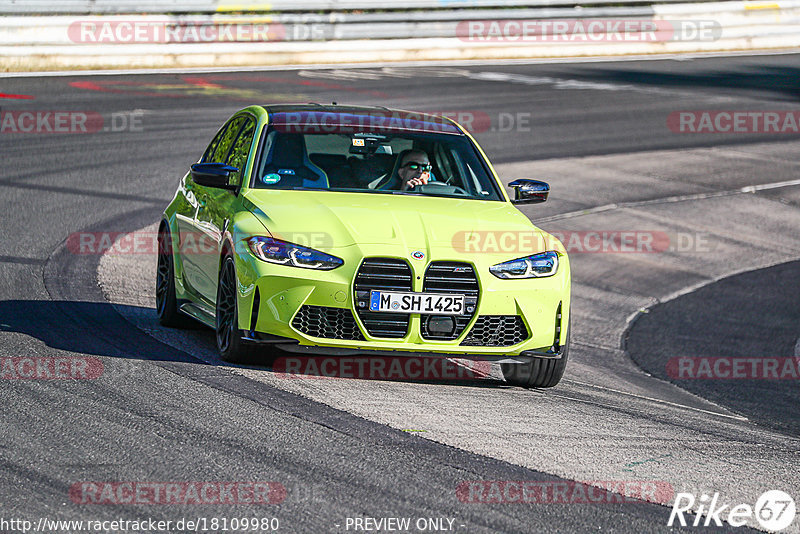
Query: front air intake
461 316 529 347
353 258 412 338
292 305 365 340
420 262 479 340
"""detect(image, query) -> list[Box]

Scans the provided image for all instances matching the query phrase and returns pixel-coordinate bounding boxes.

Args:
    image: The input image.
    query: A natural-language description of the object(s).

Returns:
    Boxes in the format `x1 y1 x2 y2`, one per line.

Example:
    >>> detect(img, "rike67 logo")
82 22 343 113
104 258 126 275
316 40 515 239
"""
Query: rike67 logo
668 490 796 531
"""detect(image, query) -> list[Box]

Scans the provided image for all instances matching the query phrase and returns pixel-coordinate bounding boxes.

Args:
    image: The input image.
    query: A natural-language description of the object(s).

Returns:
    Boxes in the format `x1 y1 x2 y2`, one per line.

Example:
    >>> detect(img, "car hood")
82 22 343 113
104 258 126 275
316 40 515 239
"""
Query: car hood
241 190 556 256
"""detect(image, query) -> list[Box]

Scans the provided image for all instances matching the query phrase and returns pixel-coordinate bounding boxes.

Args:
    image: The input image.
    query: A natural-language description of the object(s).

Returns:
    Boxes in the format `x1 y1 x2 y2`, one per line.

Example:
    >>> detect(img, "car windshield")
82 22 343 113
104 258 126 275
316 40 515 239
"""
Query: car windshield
250 125 503 201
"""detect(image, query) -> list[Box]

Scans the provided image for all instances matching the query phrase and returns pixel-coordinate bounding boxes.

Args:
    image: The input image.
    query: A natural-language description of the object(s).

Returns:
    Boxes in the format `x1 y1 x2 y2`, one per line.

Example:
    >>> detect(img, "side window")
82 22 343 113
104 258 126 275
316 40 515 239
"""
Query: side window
225 118 256 187
210 117 245 163
201 126 227 163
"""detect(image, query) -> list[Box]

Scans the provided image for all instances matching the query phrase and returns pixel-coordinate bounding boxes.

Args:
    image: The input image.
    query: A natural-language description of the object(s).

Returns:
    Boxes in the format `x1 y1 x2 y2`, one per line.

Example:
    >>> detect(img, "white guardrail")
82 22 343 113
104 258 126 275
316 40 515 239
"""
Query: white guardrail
1 1 799 71
0 0 759 13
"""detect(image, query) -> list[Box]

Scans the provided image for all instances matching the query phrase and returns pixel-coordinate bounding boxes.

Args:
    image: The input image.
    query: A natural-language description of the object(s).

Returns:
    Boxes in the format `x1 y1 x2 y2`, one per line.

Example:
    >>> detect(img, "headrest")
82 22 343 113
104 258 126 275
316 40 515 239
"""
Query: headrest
269 134 306 168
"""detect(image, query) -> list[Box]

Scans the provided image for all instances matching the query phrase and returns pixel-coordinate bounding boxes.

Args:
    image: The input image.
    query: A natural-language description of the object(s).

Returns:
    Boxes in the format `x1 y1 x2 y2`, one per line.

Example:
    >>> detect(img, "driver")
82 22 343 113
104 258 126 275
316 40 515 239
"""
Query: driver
396 149 432 191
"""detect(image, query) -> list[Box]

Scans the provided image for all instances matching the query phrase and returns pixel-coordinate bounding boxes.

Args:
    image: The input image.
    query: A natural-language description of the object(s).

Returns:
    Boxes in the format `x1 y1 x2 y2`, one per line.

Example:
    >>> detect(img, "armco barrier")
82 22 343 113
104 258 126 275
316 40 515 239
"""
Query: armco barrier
0 2 799 71
0 0 743 14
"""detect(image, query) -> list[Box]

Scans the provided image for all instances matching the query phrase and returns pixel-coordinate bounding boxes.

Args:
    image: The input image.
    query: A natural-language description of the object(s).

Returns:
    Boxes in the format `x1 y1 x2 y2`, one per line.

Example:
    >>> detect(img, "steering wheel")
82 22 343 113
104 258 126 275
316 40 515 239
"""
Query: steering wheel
414 182 469 195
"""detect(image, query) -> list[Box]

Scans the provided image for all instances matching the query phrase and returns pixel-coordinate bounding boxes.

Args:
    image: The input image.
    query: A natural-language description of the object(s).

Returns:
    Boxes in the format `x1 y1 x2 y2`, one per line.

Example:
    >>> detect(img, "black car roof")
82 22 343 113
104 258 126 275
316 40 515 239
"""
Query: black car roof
261 104 465 135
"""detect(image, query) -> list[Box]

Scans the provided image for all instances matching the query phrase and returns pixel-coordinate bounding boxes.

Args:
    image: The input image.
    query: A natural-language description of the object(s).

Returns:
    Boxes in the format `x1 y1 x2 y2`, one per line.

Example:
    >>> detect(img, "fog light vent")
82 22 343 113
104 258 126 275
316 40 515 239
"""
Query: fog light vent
425 315 455 336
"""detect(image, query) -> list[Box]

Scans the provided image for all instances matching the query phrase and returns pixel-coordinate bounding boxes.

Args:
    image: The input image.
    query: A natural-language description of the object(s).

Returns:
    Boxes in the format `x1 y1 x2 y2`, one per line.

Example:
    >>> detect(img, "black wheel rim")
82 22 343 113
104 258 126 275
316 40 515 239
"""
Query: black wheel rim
156 233 170 317
216 259 236 353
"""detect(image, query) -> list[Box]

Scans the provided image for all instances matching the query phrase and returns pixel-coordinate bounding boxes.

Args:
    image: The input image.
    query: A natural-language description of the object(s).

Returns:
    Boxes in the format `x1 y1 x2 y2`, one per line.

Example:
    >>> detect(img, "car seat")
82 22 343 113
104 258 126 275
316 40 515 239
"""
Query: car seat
350 153 397 189
309 153 356 188
260 133 328 188
370 149 414 190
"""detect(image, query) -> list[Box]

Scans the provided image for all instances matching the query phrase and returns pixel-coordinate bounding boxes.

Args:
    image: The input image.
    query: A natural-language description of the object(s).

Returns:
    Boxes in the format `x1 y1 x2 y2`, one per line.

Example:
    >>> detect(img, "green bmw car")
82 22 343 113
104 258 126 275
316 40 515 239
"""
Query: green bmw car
157 105 571 388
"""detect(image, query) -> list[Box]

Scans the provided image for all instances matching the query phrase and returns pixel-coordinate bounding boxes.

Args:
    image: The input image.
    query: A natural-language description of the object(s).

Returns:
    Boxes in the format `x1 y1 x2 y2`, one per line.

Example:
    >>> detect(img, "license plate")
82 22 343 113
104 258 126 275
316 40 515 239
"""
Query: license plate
369 291 465 315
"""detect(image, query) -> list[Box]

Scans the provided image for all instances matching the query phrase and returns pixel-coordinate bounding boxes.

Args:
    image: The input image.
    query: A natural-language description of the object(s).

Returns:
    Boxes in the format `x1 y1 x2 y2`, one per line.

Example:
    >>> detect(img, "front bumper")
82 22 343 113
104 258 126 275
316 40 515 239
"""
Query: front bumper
234 244 570 358
240 330 567 361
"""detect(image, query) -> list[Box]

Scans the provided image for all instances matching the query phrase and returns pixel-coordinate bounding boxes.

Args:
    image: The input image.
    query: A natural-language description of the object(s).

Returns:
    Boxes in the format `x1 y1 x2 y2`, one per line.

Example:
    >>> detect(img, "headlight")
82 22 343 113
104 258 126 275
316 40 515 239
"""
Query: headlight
246 237 343 270
490 251 559 279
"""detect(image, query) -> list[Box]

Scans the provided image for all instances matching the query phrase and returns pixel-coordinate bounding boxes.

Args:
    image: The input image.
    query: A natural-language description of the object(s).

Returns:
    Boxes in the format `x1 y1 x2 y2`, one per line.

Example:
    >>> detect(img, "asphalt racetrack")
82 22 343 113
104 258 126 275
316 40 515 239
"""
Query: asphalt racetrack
2 52 800 533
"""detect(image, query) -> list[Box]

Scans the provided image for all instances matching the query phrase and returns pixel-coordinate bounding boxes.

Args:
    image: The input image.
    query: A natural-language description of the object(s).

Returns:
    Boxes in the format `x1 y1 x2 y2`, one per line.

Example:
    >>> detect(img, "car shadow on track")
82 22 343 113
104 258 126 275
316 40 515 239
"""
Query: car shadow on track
0 299 208 364
0 299 510 389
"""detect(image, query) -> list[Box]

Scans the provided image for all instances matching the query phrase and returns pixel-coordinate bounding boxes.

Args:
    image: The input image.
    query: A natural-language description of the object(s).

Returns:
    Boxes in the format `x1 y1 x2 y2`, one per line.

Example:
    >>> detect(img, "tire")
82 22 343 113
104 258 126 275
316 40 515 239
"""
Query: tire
501 328 570 389
156 226 195 328
216 255 251 363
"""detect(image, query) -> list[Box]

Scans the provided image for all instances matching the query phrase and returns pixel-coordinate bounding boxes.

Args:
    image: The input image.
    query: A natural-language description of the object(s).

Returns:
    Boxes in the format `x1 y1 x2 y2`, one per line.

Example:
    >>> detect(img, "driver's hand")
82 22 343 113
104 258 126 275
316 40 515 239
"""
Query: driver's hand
406 172 430 188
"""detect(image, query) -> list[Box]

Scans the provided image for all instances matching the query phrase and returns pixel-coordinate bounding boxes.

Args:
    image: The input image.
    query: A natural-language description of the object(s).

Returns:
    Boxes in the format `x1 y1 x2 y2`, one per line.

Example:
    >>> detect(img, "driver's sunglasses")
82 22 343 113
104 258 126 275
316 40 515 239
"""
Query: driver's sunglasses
402 162 432 172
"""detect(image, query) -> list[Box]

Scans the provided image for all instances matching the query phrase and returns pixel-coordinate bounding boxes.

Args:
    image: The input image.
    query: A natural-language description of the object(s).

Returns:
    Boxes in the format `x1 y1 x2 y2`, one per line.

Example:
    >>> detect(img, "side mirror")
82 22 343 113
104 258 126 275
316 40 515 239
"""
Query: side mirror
190 162 239 191
509 179 549 204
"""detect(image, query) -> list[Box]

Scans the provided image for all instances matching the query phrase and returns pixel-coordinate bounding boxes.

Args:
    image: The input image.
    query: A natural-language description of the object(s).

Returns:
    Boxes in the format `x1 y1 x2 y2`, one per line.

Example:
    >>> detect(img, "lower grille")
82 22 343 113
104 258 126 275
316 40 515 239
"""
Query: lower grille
354 258 412 338
461 316 528 347
292 305 365 340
